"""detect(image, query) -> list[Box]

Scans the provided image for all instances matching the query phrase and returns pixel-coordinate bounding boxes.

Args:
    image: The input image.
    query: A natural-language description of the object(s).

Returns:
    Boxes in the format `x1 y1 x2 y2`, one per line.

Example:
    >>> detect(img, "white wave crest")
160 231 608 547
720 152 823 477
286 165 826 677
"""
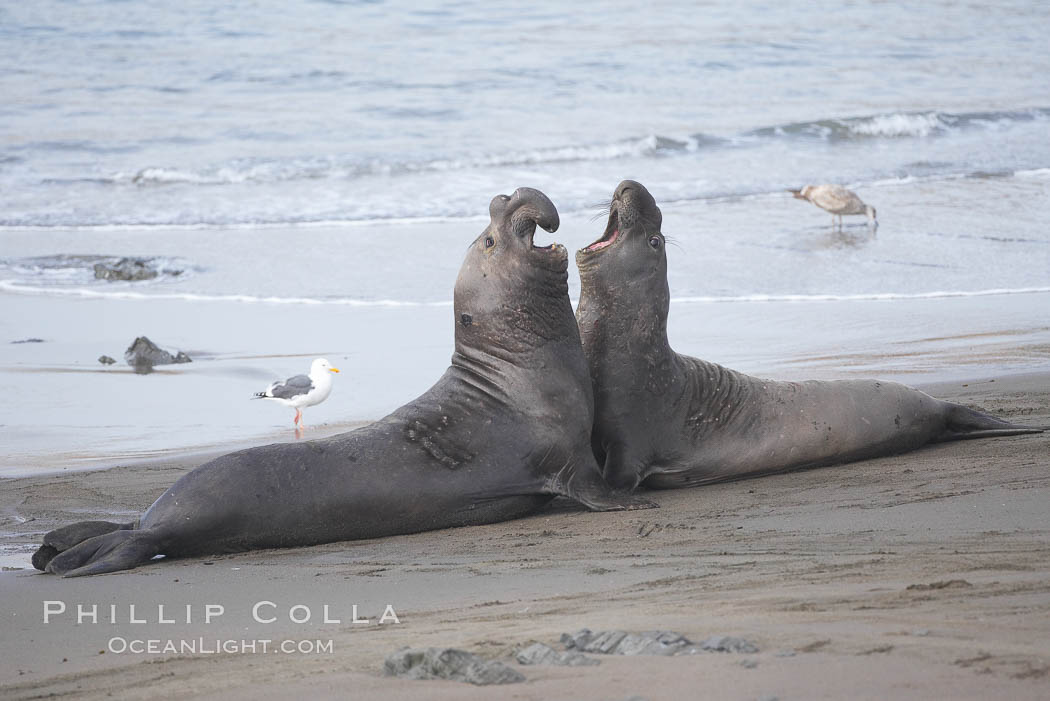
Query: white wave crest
125 168 225 185
0 213 490 233
1014 167 1050 179
0 280 452 306
847 113 951 137
108 133 695 189
122 166 279 186
669 288 1050 304
432 138 661 171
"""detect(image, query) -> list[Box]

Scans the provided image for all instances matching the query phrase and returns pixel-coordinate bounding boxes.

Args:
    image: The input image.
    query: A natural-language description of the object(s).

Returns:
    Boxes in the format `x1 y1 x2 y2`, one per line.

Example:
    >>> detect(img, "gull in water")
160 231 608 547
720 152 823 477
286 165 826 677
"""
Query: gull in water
253 358 339 430
789 184 877 229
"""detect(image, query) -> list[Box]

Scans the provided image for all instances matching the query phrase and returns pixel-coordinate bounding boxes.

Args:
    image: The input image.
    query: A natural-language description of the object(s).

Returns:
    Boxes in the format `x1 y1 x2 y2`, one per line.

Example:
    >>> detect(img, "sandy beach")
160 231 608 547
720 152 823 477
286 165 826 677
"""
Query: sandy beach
1 371 1047 699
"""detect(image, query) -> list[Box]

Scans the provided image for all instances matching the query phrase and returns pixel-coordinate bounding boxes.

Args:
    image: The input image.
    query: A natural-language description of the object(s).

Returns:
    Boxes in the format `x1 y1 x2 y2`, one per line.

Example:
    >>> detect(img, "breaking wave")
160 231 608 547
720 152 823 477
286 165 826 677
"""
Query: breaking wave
95 134 710 188
4 107 1047 228
746 107 1050 141
36 108 1048 194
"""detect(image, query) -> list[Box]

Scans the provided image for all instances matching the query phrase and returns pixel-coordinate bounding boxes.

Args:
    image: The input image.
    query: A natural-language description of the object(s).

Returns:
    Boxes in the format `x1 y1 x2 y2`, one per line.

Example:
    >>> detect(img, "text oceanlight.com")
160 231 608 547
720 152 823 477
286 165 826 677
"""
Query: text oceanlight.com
107 638 334 655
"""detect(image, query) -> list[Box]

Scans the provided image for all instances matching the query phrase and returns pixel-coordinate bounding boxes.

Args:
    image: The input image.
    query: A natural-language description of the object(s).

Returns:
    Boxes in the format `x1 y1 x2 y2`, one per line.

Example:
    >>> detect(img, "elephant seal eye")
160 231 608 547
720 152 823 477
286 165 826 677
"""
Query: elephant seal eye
485 236 495 248
460 313 473 327
648 235 662 249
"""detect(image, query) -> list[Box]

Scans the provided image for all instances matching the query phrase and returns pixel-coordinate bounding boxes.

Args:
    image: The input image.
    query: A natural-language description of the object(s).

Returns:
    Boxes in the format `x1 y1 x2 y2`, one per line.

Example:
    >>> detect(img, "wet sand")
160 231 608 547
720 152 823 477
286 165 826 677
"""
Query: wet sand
3 283 1049 476
1 372 1048 699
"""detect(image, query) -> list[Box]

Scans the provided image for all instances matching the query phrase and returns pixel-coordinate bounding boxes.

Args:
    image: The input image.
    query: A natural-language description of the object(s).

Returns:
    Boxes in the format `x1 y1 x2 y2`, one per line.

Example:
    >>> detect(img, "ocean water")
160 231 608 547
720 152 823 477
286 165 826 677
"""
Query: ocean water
1 1 1049 473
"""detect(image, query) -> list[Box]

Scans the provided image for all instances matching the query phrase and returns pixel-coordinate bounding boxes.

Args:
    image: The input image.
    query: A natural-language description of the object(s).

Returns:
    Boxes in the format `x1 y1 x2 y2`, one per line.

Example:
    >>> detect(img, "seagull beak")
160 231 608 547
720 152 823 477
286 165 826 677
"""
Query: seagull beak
330 368 340 373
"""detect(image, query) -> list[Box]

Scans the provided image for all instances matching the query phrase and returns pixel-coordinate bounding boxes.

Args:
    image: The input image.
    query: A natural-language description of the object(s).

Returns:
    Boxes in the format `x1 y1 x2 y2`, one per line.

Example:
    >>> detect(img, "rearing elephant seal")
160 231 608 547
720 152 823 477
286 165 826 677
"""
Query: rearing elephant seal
575 180 1043 491
36 187 651 577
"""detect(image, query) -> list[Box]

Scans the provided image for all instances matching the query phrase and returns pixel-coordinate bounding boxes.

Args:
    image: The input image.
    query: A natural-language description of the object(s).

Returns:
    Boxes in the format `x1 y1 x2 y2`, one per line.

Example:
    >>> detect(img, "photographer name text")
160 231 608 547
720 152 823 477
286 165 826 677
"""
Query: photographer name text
43 600 400 625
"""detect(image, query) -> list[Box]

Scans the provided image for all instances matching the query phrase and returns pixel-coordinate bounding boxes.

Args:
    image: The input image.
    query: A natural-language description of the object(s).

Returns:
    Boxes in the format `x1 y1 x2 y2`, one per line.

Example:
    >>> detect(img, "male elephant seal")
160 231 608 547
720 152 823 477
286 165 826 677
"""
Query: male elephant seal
36 187 651 577
575 180 1043 491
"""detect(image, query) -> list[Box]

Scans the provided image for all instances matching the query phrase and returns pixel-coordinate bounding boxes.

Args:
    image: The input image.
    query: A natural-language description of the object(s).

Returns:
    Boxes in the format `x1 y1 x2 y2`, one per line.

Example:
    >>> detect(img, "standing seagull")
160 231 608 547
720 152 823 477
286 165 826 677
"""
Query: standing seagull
790 184 877 228
253 358 339 430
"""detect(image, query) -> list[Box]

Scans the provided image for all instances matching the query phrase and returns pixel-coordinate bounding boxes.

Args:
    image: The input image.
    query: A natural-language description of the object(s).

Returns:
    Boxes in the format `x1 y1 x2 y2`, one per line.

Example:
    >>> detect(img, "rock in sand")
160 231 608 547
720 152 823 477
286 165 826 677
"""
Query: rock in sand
124 336 192 372
384 648 524 685
515 642 600 666
561 629 760 656
93 257 161 281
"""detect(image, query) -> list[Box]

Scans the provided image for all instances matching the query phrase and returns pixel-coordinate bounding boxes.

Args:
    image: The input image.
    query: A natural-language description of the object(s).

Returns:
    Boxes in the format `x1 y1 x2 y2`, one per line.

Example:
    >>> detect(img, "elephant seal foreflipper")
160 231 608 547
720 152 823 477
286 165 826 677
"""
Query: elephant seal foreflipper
37 187 653 577
575 180 1044 491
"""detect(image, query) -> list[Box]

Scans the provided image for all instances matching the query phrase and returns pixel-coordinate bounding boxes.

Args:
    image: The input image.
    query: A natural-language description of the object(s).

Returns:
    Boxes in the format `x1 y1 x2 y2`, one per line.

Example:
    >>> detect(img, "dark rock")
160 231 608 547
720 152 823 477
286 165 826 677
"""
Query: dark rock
123 336 191 371
515 642 600 667
98 355 116 365
738 658 759 669
125 336 172 367
11 338 45 344
384 648 524 685
94 257 159 281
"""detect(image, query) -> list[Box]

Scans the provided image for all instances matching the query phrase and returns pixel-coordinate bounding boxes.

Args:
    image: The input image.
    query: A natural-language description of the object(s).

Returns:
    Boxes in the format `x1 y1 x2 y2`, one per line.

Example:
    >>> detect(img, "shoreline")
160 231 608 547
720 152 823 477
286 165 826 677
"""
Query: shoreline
0 419 370 481
2 358 1046 479
1 370 1048 698
0 369 1043 481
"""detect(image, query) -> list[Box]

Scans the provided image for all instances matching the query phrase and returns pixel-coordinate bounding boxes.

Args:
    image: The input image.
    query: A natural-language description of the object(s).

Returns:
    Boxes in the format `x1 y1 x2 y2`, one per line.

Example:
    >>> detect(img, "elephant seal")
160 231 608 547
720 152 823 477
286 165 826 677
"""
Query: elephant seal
36 187 651 577
575 180 1044 491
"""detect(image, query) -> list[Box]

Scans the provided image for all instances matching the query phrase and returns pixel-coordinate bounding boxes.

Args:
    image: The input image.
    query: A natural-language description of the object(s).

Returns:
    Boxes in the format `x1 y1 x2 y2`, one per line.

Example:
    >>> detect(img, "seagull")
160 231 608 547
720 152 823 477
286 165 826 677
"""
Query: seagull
789 184 877 228
253 358 339 430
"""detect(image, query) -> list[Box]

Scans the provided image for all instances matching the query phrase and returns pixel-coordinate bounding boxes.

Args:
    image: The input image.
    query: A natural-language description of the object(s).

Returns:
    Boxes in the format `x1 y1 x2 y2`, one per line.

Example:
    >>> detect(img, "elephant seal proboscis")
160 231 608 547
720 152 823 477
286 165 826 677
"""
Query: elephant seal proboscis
36 187 652 577
575 180 1043 491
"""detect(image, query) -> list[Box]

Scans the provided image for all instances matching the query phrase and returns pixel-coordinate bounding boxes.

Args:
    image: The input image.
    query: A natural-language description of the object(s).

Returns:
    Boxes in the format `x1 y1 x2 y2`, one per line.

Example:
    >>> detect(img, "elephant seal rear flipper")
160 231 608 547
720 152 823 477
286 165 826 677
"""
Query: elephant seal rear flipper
32 520 135 571
938 403 1046 441
45 529 163 578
